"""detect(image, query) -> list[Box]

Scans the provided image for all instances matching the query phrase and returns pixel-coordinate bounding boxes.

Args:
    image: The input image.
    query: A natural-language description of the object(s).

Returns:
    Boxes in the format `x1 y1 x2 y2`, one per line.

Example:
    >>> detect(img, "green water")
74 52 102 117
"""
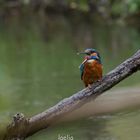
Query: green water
0 15 140 139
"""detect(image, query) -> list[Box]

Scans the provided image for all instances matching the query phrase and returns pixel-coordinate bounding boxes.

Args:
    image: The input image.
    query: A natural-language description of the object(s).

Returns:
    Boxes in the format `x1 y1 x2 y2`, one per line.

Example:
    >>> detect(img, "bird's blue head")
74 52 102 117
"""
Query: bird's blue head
77 48 102 64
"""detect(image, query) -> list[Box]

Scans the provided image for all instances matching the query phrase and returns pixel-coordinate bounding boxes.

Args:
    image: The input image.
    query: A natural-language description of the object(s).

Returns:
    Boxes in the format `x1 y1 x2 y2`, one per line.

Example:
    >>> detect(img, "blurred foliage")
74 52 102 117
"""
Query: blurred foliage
0 0 140 24
1 0 140 19
127 0 140 13
110 0 140 17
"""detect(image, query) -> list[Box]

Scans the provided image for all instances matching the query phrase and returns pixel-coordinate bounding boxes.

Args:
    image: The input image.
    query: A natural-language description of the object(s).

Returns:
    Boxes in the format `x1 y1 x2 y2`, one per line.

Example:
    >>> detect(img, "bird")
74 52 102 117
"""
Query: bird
78 48 103 87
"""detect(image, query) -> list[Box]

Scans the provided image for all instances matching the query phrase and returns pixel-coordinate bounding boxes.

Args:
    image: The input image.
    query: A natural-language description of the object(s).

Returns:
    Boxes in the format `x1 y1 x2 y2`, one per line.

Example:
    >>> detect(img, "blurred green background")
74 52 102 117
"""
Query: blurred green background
0 0 140 140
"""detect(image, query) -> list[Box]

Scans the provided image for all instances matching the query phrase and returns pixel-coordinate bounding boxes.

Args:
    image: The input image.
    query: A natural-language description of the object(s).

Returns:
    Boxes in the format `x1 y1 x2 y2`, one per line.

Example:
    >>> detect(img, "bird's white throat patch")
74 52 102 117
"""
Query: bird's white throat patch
87 59 95 63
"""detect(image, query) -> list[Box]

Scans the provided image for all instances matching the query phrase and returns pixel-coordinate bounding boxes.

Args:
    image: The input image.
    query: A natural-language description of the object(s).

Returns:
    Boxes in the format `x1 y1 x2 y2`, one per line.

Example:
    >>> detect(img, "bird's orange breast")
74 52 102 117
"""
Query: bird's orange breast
82 60 102 87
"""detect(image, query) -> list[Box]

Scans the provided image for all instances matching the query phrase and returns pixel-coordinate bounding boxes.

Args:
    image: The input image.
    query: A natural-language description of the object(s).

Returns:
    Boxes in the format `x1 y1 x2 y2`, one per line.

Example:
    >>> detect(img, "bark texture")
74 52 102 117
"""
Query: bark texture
4 50 140 140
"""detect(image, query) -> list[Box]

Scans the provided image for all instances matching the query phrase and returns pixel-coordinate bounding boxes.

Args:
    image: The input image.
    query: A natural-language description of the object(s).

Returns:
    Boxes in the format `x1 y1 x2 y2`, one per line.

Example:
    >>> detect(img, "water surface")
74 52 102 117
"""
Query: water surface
0 15 140 140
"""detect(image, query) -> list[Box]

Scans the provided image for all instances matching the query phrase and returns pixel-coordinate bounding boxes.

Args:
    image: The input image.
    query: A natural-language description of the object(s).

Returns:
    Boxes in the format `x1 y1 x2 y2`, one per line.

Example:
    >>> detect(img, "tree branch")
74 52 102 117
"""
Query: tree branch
4 50 140 140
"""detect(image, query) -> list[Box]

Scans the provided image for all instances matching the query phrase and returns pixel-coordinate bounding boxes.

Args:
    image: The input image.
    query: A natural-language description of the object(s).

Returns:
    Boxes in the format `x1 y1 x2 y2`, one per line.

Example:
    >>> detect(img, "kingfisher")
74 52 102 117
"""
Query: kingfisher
78 48 103 87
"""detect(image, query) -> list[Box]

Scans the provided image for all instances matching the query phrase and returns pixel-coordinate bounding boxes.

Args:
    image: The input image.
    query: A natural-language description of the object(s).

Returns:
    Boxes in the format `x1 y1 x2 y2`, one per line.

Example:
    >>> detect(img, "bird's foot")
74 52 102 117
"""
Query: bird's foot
87 84 92 89
96 79 101 82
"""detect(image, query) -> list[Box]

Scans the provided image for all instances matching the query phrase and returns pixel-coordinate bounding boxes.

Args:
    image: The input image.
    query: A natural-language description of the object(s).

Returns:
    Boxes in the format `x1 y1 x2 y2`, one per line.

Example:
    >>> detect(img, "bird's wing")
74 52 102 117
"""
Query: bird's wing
79 59 87 80
79 63 84 80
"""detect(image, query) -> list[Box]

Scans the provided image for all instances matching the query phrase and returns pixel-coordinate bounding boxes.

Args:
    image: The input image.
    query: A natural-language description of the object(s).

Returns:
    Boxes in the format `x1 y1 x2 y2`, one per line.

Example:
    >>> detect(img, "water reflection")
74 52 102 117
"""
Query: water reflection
0 14 140 139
